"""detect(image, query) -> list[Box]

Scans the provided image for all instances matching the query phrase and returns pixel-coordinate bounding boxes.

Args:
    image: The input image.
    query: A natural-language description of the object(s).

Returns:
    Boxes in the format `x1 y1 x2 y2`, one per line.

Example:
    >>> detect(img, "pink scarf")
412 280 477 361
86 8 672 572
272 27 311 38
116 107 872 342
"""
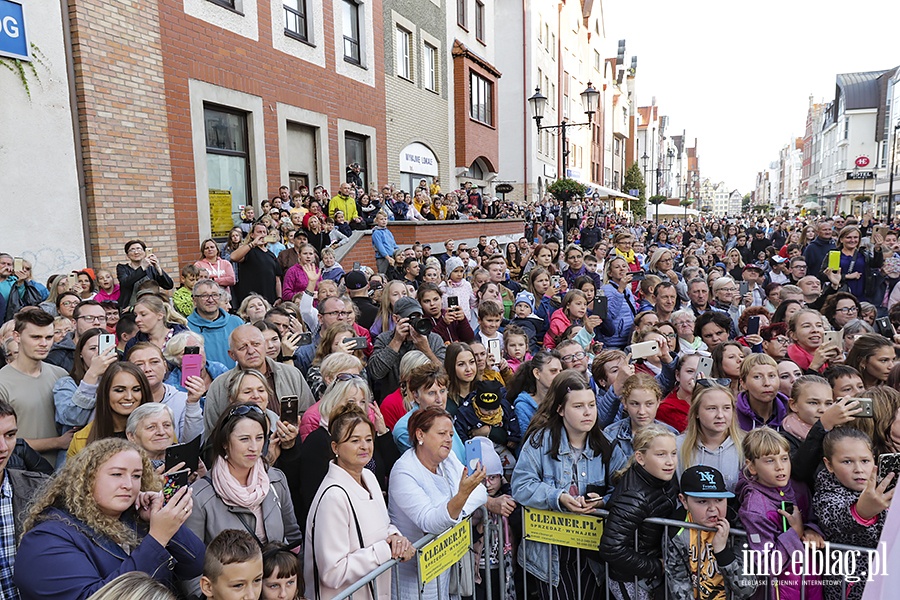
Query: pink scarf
212 457 271 542
782 413 813 441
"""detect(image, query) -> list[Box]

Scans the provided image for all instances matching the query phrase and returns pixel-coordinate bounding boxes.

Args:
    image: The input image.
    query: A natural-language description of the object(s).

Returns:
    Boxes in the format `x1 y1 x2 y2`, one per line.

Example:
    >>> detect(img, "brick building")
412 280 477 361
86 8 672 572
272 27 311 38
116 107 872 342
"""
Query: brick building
67 0 387 269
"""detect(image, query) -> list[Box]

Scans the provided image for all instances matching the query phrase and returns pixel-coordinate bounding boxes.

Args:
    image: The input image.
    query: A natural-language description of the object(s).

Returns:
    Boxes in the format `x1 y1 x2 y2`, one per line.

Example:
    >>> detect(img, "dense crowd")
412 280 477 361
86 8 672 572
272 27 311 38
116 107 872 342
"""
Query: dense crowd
3 192 900 600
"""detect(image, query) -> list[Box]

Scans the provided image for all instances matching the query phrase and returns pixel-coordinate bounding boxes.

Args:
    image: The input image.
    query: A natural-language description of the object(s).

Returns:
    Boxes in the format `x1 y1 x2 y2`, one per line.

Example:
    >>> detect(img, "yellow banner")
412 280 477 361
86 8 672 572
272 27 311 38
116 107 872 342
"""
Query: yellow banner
417 520 471 586
209 189 233 238
523 507 604 551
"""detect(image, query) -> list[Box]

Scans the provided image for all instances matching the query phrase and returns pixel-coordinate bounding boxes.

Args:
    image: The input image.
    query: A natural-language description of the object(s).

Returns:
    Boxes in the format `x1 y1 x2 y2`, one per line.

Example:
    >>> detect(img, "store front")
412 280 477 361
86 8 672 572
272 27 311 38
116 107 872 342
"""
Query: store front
399 142 439 194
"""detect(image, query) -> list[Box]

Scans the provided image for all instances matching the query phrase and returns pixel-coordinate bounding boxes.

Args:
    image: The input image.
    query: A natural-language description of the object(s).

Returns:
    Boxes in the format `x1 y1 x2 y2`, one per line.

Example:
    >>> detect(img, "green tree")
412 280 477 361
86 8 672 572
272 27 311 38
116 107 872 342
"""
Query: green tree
623 163 646 218
742 194 751 212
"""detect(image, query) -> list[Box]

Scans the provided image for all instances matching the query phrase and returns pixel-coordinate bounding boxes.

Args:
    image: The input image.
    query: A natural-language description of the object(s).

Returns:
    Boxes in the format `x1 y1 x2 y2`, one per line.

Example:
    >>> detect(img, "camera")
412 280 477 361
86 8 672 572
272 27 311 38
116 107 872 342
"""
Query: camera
407 315 433 336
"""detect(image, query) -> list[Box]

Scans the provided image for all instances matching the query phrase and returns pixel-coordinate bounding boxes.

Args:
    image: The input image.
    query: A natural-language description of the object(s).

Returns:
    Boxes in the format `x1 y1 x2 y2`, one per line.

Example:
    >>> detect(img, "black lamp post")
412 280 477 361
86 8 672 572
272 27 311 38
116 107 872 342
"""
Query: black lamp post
529 82 600 236
889 121 900 225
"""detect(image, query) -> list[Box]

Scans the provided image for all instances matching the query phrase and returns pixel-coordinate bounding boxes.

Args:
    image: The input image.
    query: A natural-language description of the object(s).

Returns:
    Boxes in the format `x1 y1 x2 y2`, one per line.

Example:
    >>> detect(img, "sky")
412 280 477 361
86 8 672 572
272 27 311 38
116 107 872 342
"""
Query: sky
602 0 900 193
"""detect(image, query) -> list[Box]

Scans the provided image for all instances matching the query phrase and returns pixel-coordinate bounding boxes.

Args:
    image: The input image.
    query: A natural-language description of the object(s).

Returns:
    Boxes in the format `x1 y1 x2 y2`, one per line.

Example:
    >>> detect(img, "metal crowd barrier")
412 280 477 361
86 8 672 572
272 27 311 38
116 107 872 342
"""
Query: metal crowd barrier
331 505 880 600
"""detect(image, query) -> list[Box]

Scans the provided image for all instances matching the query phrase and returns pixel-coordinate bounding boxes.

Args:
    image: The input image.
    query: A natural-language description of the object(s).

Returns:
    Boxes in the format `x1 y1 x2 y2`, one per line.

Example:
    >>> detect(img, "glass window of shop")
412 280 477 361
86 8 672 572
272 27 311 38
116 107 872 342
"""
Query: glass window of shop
205 105 250 234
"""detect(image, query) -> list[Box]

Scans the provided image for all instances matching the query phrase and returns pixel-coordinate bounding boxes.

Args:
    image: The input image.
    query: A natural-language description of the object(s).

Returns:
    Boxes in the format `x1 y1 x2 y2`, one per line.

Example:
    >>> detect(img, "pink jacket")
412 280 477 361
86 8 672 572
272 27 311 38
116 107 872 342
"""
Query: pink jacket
282 263 320 302
543 308 572 349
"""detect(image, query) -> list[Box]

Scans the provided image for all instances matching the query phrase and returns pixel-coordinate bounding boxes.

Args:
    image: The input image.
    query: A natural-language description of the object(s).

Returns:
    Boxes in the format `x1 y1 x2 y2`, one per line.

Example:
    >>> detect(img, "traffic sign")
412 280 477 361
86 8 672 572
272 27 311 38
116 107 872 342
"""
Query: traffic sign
855 156 870 168
0 0 29 61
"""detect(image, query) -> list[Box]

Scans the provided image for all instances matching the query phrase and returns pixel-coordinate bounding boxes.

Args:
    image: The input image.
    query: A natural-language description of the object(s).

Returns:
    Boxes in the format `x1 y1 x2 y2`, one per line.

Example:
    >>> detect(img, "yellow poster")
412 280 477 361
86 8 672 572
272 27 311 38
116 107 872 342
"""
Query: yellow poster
523 507 604 551
417 520 471 585
209 189 233 237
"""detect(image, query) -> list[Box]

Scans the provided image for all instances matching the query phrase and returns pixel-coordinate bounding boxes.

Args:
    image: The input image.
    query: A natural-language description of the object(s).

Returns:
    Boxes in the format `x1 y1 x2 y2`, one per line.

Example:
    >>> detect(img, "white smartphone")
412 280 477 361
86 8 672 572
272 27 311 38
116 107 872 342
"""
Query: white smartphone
487 338 502 364
696 356 713 379
631 340 659 360
824 331 841 347
98 334 116 355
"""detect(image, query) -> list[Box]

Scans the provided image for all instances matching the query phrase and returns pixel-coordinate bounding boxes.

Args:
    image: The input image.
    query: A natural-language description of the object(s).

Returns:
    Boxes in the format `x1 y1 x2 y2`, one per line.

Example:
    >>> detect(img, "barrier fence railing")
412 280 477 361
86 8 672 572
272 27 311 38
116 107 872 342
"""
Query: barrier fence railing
331 505 880 600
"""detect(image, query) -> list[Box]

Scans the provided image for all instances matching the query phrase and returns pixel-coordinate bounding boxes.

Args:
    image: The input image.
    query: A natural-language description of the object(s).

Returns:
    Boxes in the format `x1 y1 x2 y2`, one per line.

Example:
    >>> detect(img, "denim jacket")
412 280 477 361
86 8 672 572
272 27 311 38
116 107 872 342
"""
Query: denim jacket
511 427 628 586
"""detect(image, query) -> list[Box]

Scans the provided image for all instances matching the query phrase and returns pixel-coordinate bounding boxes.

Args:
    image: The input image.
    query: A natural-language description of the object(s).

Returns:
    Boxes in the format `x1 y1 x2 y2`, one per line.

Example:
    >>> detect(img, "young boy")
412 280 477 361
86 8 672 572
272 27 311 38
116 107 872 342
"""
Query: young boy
173 264 201 317
503 324 531 373
508 292 543 352
665 466 756 600
825 365 866 401
200 529 264 600
320 247 345 282
475 300 504 351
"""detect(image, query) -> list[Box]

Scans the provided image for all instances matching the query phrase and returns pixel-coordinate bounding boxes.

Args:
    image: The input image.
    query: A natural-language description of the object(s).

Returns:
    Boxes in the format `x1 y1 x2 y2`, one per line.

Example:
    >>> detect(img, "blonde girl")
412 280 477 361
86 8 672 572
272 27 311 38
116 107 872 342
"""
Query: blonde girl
370 280 409 337
677 383 744 492
603 373 676 457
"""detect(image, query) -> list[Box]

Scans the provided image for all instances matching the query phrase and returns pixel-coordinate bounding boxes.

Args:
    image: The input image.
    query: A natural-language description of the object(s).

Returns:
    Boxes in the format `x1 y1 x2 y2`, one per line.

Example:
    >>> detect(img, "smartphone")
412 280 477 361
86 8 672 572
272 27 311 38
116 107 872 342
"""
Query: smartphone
631 270 646 282
551 275 561 289
353 261 361 271
533 237 540 244
631 340 659 360
13 258 23 272
265 234 279 244
280 395 299 424
740 281 750 296
875 225 891 239
165 437 202 472
98 333 116 355
585 483 607 504
593 296 608 320
348 336 368 351
487 338 502 364
464 439 483 476
162 469 190 505
181 348 203 387
145 247 153 257
876 317 894 338
855 397 874 418
780 501 794 533
823 331 841 347
878 453 900 492
297 332 313 346
447 296 459 308
828 250 841 271
696 356 713 379
747 316 761 336
67 273 78 289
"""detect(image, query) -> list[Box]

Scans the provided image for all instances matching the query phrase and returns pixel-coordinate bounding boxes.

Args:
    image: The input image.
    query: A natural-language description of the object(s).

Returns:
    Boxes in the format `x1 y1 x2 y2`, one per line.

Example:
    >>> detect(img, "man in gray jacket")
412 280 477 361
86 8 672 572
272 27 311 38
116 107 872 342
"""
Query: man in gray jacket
203 325 314 436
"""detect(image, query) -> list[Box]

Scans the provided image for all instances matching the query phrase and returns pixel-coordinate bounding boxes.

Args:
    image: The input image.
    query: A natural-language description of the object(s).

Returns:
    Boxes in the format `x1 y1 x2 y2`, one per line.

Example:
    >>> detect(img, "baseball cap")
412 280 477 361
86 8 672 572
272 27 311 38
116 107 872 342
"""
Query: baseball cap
445 256 465 274
393 297 423 318
742 264 764 273
344 270 368 291
680 466 734 498
474 380 503 411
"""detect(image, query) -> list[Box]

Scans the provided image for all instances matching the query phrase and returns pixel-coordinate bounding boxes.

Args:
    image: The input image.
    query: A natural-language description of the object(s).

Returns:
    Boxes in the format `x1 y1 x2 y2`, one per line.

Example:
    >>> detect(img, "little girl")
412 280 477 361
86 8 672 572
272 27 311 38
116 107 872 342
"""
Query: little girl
261 542 304 600
526 267 555 345
631 328 672 378
603 373 677 457
503 324 532 373
814 427 892 600
599 424 680 600
544 289 598 349
737 427 823 600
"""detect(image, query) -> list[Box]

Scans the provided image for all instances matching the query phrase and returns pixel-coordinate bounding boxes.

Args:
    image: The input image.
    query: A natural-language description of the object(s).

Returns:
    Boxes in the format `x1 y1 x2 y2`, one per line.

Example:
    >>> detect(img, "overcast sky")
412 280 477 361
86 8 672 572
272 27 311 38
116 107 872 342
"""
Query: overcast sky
602 0 900 193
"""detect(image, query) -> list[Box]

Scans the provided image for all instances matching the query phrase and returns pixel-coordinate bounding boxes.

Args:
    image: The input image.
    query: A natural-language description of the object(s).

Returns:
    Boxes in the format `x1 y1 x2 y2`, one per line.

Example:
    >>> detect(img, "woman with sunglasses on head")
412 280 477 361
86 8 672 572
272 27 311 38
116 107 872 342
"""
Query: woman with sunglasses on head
116 239 174 308
185 402 301 597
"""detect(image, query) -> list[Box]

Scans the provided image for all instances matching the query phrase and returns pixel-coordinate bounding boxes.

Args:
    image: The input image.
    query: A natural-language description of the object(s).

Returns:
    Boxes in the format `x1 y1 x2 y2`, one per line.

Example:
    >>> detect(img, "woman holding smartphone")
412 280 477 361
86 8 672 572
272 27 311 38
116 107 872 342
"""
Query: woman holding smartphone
229 222 282 308
53 327 120 431
822 225 887 302
116 240 174 308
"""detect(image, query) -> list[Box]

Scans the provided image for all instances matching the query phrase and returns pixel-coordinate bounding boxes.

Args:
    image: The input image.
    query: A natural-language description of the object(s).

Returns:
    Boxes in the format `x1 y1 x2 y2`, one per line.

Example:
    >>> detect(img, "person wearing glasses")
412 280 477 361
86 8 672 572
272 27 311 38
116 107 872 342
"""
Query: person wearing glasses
710 277 744 333
293 296 356 373
760 322 790 360
46 299 109 372
186 279 243 369
185 403 301 598
116 239 175 309
820 292 862 332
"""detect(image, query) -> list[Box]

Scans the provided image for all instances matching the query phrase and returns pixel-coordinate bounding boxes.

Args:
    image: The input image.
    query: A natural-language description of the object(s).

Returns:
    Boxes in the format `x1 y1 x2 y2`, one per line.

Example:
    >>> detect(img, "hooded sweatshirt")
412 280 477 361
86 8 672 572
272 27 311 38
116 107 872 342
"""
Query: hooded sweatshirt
186 309 244 368
735 390 789 432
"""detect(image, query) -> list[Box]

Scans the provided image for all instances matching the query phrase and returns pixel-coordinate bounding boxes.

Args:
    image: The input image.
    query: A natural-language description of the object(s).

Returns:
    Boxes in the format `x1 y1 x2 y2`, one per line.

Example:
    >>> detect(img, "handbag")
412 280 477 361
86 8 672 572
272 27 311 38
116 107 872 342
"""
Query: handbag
311 484 375 600
448 548 476 597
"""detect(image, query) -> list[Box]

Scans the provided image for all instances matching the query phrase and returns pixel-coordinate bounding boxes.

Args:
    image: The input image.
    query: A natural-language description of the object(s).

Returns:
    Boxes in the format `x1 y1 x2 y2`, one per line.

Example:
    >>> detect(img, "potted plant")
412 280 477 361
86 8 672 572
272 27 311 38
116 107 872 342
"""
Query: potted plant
546 178 587 202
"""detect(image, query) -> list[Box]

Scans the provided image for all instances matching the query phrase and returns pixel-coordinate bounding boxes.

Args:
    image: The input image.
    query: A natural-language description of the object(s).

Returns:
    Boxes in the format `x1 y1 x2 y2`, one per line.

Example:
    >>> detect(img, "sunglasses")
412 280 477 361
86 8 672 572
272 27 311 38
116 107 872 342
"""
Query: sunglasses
695 378 731 389
334 373 364 382
227 404 265 419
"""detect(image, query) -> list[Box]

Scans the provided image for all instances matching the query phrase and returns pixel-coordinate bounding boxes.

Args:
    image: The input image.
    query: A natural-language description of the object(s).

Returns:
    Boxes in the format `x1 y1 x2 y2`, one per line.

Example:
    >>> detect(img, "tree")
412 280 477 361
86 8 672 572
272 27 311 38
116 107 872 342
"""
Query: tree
742 194 751 212
622 163 646 218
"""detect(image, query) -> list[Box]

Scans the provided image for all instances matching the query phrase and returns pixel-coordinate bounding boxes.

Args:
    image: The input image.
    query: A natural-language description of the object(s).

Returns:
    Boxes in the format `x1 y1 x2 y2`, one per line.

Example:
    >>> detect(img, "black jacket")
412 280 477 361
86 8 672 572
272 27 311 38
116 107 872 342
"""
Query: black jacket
7 468 51 540
599 463 679 583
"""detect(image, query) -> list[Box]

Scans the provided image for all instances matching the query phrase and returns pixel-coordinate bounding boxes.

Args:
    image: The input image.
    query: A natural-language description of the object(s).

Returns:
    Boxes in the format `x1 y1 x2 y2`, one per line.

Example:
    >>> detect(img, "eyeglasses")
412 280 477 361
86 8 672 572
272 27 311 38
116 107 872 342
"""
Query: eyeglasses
77 315 107 323
662 332 677 340
60 300 79 307
227 404 265 419
561 351 587 362
334 373 364 382
770 336 790 345
322 310 354 318
193 293 220 301
836 307 858 314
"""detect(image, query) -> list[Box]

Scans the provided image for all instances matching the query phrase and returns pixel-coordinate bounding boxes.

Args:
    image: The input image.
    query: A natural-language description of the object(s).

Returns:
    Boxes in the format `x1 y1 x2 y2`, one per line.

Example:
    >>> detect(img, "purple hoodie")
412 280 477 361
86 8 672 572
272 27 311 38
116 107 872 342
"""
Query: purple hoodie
735 390 789 432
735 472 823 600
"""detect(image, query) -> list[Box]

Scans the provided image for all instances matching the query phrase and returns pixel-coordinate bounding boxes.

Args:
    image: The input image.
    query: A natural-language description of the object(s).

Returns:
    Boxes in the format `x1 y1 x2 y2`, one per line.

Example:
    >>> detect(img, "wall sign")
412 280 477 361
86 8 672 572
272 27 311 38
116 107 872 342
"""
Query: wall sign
399 142 438 176
0 0 29 61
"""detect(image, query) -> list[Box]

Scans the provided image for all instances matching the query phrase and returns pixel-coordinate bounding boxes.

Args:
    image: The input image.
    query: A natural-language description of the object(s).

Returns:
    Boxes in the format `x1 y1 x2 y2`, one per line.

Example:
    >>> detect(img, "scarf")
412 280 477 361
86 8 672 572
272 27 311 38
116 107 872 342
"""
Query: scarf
212 456 271 542
685 514 727 600
614 247 637 264
781 412 813 441
474 404 504 427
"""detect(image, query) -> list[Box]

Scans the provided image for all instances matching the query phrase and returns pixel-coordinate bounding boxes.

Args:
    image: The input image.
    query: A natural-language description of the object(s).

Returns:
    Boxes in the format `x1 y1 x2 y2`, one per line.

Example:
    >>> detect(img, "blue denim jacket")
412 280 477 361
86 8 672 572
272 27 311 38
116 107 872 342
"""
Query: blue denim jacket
511 427 628 586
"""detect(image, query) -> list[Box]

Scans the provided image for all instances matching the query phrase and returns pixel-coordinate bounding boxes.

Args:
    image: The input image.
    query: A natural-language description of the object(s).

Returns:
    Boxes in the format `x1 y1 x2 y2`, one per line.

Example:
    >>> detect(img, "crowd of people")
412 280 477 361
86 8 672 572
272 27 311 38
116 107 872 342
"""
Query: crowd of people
3 191 900 600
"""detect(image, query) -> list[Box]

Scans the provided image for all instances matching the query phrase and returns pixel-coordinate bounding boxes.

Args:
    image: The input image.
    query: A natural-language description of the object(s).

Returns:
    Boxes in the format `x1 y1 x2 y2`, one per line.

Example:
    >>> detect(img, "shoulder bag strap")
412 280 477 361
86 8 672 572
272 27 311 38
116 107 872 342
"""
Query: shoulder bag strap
311 484 374 600
202 475 265 547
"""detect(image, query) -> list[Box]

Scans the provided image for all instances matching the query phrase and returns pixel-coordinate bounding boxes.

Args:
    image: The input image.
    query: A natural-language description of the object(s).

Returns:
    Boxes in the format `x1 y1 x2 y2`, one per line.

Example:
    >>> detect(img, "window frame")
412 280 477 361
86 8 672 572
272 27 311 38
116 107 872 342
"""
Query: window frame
469 71 493 126
396 26 412 80
204 104 252 219
424 42 438 92
457 0 467 29
342 0 362 66
283 0 309 42
474 0 484 42
206 0 240 13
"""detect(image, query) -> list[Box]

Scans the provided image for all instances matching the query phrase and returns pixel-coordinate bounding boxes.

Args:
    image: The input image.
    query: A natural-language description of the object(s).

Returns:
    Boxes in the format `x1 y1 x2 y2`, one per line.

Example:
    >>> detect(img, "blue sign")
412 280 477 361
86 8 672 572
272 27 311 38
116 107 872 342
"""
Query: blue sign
0 0 29 61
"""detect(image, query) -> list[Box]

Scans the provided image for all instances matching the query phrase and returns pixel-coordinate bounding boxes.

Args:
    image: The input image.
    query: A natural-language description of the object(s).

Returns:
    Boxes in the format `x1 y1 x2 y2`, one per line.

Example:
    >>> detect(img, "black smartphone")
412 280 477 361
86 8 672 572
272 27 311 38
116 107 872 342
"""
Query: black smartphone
631 270 646 281
585 483 607 504
593 296 608 320
747 316 761 336
878 453 900 492
280 395 299 424
297 332 313 345
876 317 894 338
349 336 367 350
780 501 794 533
163 469 190 505
165 436 202 473
353 261 361 271
447 296 459 308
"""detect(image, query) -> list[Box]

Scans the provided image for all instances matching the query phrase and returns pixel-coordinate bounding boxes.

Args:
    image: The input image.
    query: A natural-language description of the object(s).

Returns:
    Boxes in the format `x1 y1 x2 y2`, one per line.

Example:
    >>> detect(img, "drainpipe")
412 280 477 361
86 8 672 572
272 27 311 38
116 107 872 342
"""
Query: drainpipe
522 0 528 202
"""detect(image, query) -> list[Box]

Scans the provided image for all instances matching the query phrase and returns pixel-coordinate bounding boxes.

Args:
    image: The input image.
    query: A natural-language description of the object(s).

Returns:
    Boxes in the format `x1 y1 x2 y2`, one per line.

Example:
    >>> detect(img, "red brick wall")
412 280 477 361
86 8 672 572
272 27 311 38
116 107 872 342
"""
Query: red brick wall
157 0 387 265
452 48 499 173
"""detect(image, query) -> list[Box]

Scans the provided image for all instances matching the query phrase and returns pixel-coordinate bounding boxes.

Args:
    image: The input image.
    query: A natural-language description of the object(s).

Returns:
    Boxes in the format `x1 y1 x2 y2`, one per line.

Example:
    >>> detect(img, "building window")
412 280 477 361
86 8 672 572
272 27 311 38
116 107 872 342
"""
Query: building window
345 133 369 190
205 105 250 222
469 71 492 126
457 0 467 28
475 0 484 41
284 0 308 41
424 43 437 91
396 27 411 79
342 0 361 65
207 0 237 11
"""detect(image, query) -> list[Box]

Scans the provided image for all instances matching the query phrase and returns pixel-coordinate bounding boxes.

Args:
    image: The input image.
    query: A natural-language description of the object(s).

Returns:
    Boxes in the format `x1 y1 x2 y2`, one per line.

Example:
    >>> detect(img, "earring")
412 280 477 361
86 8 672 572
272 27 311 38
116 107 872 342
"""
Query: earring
418 440 423 446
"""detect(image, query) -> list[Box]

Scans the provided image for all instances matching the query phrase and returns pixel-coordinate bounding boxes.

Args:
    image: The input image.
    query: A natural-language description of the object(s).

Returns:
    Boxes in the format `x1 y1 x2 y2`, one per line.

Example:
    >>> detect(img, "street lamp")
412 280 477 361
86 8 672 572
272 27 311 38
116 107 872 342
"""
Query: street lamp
889 121 900 224
529 82 600 236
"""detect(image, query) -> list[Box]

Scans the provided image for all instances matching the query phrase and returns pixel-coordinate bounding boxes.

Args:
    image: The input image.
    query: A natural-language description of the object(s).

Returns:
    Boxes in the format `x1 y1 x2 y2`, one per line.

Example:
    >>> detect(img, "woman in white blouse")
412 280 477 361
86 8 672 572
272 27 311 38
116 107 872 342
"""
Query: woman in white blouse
305 404 414 600
388 406 487 600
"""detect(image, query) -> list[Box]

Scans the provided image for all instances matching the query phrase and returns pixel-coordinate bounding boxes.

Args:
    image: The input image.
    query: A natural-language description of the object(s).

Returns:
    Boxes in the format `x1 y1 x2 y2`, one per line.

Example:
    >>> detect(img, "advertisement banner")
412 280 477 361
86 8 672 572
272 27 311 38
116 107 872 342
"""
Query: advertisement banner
417 520 471 585
523 507 604 551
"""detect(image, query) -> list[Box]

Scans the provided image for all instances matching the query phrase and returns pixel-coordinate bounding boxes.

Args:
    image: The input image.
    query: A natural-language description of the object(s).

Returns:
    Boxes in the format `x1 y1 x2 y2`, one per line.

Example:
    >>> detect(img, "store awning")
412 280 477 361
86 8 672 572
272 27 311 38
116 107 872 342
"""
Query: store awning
583 182 636 200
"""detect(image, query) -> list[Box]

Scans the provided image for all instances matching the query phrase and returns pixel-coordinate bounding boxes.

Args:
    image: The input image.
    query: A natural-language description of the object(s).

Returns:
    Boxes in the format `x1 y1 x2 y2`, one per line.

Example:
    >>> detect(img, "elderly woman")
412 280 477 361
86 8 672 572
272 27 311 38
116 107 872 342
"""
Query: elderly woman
670 309 706 355
185 403 301 597
297 377 397 524
15 438 204 600
304 405 414 600
162 331 229 402
388 406 487 600
125 402 177 469
647 248 688 300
